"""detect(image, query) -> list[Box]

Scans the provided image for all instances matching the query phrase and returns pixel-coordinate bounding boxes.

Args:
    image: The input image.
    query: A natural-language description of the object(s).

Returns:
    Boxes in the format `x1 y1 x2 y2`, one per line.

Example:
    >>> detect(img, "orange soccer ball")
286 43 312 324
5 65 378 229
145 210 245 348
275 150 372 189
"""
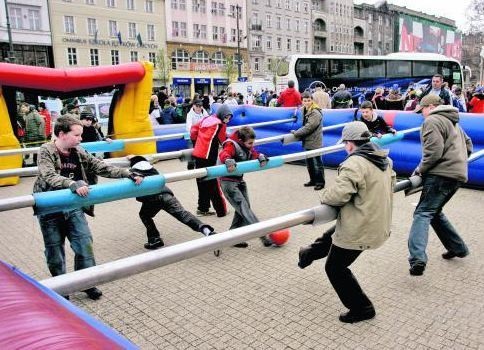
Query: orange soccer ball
269 229 290 246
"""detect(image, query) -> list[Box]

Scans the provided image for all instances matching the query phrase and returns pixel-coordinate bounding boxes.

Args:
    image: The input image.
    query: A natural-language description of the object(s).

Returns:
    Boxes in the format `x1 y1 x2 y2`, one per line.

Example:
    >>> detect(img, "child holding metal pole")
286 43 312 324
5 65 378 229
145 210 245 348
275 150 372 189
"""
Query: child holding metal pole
218 126 273 248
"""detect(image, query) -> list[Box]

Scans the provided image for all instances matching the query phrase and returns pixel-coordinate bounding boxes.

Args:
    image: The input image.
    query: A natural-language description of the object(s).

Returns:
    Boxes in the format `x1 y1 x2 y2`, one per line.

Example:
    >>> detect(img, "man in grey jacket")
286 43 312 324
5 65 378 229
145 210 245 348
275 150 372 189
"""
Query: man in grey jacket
408 94 473 276
291 92 325 190
299 122 395 323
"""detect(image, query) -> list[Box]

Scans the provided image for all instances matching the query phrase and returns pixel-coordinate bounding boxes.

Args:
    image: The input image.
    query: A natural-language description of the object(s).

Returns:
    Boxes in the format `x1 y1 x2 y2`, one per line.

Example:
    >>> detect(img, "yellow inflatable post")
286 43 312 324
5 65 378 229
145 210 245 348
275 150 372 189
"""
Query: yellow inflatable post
112 61 156 157
0 87 22 186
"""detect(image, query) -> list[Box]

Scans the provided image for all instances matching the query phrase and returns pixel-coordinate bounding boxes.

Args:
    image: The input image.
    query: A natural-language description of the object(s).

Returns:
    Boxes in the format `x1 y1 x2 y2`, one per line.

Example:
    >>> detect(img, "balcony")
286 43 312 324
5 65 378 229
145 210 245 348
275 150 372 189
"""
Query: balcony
250 20 263 32
314 30 327 38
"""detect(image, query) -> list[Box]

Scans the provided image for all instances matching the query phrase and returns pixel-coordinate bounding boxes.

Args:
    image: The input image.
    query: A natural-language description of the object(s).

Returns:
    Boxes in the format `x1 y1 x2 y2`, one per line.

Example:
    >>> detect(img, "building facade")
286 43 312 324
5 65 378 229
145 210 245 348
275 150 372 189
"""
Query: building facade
462 33 484 85
246 0 312 81
165 0 249 97
48 0 166 68
354 2 393 55
0 0 53 66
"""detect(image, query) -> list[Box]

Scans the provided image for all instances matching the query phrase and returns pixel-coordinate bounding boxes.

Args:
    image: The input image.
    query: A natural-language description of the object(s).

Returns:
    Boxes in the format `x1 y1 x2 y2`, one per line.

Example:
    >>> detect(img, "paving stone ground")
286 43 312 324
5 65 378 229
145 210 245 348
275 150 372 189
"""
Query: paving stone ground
1 159 484 349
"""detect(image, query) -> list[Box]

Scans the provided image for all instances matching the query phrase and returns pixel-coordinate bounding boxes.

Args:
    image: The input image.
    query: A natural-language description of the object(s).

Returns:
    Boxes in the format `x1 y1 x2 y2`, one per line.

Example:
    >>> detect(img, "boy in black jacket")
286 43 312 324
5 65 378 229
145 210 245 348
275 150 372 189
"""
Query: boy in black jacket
128 156 216 249
359 101 396 138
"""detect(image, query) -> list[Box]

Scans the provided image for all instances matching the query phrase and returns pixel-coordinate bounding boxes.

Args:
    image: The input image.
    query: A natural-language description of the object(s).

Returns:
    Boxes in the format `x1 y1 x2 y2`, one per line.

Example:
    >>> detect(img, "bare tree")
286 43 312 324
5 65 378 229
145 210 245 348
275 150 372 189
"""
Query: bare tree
156 48 171 87
223 56 236 84
465 0 484 34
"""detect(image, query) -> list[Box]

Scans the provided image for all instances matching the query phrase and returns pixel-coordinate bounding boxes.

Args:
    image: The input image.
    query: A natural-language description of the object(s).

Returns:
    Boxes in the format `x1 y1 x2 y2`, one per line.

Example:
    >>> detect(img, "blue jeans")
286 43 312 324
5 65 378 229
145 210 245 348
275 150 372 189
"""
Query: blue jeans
38 209 96 277
408 175 468 265
305 152 325 186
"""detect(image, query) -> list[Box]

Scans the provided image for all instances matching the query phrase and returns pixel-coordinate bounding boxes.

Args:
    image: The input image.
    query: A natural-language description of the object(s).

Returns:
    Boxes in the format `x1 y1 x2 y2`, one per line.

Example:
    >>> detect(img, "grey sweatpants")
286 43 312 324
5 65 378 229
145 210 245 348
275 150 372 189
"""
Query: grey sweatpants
221 180 258 229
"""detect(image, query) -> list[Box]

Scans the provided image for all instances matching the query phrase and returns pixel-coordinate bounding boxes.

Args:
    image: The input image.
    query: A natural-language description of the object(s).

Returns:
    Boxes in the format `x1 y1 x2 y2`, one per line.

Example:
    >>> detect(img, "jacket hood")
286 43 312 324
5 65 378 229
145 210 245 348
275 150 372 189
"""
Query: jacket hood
215 104 233 120
348 142 389 171
428 105 459 124
304 101 322 113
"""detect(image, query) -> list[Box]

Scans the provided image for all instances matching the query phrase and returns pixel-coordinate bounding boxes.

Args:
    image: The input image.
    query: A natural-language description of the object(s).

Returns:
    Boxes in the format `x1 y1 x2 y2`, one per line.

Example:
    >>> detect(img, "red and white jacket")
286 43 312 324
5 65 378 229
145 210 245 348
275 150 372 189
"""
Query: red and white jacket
190 115 227 161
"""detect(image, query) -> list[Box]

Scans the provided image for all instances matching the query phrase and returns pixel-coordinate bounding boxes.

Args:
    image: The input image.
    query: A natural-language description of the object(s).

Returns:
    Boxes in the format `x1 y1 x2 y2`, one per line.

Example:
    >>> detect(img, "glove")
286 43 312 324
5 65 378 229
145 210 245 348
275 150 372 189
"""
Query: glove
258 154 269 167
69 180 88 193
225 159 237 172
128 172 144 182
389 128 397 135
187 159 196 170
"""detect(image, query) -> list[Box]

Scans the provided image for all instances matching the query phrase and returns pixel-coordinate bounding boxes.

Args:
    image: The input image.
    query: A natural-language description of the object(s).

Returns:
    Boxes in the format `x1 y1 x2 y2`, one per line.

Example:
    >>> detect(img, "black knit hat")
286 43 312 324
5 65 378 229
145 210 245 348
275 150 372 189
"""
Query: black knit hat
80 110 94 120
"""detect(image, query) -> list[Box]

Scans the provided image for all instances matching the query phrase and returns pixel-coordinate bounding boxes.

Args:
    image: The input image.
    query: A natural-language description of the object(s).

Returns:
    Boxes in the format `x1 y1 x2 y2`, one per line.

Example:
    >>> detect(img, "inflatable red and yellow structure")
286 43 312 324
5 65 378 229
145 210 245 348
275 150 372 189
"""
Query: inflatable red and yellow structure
0 61 156 186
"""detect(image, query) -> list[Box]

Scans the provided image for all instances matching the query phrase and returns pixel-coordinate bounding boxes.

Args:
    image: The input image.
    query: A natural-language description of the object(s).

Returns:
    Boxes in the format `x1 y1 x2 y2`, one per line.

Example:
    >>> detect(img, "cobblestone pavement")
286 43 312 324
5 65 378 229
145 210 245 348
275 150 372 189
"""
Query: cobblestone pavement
1 159 484 349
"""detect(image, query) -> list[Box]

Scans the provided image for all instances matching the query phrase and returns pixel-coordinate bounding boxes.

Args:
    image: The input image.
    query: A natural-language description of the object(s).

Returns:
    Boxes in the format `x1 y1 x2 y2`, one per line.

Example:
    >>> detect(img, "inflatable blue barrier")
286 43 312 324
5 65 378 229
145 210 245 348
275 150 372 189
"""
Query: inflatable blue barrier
0 260 137 349
168 105 483 188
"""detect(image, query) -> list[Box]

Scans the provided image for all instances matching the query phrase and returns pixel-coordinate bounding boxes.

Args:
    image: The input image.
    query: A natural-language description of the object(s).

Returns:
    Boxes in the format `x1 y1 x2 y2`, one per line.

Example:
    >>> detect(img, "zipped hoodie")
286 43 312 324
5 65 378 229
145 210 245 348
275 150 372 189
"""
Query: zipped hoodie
418 105 473 182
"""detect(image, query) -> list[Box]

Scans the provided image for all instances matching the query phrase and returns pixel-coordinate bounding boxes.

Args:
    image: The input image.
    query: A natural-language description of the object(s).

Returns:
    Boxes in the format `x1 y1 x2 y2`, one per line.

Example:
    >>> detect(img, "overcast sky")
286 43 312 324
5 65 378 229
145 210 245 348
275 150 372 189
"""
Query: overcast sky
354 0 473 31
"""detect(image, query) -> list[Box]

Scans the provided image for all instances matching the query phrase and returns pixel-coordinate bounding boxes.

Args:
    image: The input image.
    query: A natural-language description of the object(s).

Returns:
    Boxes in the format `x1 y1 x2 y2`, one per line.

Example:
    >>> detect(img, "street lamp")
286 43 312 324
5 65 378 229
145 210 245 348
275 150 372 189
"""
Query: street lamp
235 4 242 80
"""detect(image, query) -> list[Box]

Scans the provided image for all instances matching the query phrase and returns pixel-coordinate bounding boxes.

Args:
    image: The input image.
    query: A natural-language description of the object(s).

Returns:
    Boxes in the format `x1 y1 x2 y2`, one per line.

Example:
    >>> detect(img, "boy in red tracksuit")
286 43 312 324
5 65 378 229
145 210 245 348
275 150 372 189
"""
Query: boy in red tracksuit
219 126 273 248
190 104 231 217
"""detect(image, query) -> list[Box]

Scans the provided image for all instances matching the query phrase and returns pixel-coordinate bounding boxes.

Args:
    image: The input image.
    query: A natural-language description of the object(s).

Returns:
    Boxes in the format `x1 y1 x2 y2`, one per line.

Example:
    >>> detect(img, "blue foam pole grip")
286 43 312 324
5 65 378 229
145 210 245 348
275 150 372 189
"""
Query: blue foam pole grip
33 175 166 216
204 156 285 181
371 132 405 147
83 139 126 153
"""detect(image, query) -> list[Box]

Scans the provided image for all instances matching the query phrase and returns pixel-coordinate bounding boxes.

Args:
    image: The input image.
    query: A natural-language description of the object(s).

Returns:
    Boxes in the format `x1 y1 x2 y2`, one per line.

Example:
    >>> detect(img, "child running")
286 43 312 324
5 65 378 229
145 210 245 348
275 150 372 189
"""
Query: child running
128 155 217 250
218 126 273 248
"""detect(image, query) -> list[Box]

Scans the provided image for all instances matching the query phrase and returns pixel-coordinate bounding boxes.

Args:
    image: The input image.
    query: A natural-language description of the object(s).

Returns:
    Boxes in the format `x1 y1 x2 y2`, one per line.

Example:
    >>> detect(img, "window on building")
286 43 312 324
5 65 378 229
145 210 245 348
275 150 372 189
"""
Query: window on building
304 40 309 53
64 16 75 34
145 0 153 12
171 49 190 69
231 28 236 42
109 20 117 36
212 51 225 64
9 7 22 29
220 27 226 42
67 47 77 65
295 19 299 32
286 18 290 30
276 0 281 8
252 35 261 49
130 51 138 62
28 9 41 31
127 0 134 9
211 1 217 14
218 2 225 15
296 39 300 52
171 0 178 9
276 16 281 30
266 36 272 50
276 37 282 50
213 26 218 40
111 50 120 65
266 14 271 28
179 0 186 10
172 21 179 37
147 24 155 41
284 0 290 9
267 58 272 71
193 0 206 13
90 48 99 65
192 50 209 63
303 2 308 11
287 38 291 51
87 18 97 36
295 1 300 11
107 0 115 7
266 0 271 6
149 52 156 66
86 0 95 4
200 25 207 39
194 24 200 38
254 57 260 72
128 22 137 39
180 22 187 37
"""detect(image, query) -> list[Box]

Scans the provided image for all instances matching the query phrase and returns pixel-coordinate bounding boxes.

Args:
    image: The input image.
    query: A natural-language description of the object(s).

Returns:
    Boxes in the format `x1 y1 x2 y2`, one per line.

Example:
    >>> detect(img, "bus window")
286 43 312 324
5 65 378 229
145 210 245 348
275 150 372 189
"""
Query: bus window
330 59 357 79
387 60 411 78
440 61 461 85
295 59 312 78
359 60 384 78
413 61 437 77
314 59 329 79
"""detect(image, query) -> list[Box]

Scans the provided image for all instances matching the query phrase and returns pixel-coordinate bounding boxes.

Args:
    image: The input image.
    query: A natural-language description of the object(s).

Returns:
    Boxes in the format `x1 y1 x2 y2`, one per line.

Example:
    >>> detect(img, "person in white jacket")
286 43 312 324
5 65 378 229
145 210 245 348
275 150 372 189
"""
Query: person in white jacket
185 99 209 132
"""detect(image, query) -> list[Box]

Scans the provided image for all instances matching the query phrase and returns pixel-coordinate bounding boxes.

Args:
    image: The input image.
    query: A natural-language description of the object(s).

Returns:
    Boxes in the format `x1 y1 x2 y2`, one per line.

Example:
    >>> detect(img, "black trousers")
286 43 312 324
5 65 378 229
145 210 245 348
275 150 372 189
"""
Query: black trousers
325 244 373 311
194 157 227 216
305 153 325 186
139 194 203 240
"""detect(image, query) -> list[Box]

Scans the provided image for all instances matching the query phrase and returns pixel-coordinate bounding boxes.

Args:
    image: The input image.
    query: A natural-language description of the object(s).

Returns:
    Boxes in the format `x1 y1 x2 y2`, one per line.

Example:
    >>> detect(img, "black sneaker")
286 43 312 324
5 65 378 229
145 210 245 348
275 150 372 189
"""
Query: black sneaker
233 242 249 248
339 306 376 323
260 236 273 247
409 261 426 276
197 209 216 217
303 182 315 187
83 287 103 300
314 184 325 191
144 237 164 250
63 295 70 300
298 246 314 269
442 250 469 260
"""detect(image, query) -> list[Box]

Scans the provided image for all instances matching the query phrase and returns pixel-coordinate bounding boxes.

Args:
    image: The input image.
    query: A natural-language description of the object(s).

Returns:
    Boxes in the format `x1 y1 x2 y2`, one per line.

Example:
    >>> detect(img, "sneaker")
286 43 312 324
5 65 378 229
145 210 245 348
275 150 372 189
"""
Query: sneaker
63 295 70 300
83 287 103 300
233 242 249 248
409 261 426 276
144 237 164 250
298 246 314 269
314 184 325 191
442 250 469 260
260 236 273 247
339 306 376 323
303 182 315 187
197 209 216 217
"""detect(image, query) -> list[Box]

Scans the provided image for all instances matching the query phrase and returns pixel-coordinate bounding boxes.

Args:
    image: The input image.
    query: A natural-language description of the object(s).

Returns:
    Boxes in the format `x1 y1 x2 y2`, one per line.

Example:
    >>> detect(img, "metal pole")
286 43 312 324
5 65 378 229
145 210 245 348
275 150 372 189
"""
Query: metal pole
4 0 15 63
236 4 242 80
38 172 426 295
